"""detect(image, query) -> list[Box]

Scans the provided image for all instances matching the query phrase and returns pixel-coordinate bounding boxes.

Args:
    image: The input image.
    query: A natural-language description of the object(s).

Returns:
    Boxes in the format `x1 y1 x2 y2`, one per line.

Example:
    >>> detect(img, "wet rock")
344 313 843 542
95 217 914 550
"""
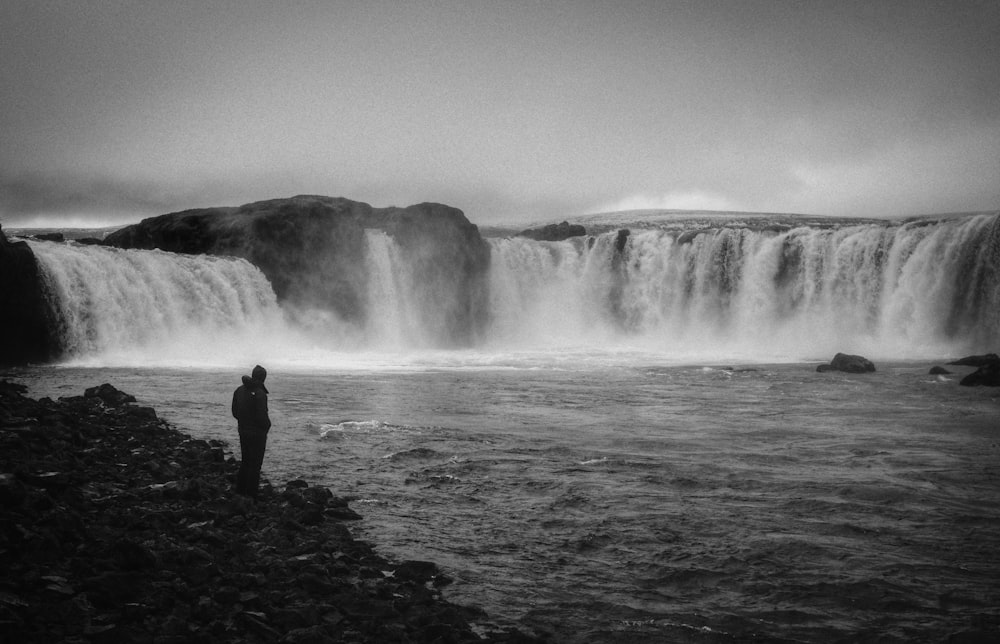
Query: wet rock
127 405 158 420
0 473 27 506
113 539 158 570
282 625 339 644
84 383 137 406
929 366 952 375
298 505 325 526
302 485 333 504
817 352 876 373
615 228 630 253
0 380 545 643
393 559 443 584
0 226 62 365
325 505 363 521
959 360 1000 387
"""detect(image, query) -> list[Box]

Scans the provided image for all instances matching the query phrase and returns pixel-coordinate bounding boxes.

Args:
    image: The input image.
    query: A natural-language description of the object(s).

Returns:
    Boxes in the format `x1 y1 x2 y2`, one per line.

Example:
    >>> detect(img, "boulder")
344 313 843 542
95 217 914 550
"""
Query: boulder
929 366 951 375
816 353 876 374
84 383 137 406
948 353 999 367
959 359 1000 387
516 221 587 242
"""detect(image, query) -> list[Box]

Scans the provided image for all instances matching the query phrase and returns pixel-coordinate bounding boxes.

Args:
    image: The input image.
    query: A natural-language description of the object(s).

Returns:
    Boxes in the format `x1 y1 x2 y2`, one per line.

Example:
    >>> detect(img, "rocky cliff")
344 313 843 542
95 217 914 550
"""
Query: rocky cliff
0 225 61 365
105 196 491 346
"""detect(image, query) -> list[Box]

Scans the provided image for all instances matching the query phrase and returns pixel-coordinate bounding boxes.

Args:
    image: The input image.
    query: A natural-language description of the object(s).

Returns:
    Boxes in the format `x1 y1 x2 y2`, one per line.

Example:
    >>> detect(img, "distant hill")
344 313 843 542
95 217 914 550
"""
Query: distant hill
489 208 1000 237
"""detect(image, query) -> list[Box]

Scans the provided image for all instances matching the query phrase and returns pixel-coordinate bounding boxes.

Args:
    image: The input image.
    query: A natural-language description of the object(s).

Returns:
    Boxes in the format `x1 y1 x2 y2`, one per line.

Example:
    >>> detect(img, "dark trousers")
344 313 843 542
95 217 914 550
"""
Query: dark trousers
236 429 268 497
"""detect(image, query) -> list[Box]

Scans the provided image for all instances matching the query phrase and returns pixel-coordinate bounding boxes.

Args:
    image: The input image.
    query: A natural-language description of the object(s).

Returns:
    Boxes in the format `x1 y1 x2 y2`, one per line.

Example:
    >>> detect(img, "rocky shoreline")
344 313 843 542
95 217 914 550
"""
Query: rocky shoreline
0 381 544 643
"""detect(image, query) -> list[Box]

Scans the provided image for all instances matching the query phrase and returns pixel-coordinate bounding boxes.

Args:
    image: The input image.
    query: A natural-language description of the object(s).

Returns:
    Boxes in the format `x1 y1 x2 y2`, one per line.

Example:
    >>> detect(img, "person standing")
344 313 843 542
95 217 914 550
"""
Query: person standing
232 364 271 497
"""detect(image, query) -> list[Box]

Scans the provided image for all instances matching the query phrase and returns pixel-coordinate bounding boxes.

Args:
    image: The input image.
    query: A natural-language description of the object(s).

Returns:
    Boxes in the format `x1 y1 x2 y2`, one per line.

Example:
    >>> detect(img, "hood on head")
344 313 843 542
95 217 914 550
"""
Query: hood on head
243 365 269 394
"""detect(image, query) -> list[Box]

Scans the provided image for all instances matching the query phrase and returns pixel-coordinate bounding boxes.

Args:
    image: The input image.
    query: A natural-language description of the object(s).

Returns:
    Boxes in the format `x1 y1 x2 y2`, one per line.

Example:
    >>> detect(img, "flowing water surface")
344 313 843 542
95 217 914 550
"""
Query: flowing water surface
10 211 999 640
9 358 999 642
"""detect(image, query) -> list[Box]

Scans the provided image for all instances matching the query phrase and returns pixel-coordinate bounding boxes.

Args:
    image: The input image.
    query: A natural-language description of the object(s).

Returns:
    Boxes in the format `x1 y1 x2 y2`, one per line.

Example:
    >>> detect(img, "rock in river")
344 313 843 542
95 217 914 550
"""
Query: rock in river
816 352 876 374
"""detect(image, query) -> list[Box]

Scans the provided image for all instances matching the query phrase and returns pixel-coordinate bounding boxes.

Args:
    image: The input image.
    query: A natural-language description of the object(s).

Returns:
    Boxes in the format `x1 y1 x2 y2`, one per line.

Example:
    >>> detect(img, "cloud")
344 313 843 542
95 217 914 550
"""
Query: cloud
0 173 178 227
784 121 1000 217
591 191 746 214
2 2 997 226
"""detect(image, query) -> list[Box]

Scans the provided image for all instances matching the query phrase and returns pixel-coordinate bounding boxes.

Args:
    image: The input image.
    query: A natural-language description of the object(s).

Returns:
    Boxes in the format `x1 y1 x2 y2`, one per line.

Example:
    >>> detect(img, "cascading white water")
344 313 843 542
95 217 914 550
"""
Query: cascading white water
364 230 429 349
28 241 288 366
487 234 620 348
487 214 1000 360
22 213 999 367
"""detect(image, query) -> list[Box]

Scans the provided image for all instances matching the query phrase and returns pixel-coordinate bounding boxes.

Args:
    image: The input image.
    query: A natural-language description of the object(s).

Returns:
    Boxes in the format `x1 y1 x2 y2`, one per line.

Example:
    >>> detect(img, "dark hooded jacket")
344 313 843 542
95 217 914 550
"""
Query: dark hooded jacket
232 366 271 433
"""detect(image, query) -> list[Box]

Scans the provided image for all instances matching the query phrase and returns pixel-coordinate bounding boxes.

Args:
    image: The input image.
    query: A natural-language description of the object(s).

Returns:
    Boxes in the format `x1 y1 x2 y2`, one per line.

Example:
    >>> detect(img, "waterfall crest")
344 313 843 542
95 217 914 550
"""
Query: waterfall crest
24 213 1000 366
487 214 999 359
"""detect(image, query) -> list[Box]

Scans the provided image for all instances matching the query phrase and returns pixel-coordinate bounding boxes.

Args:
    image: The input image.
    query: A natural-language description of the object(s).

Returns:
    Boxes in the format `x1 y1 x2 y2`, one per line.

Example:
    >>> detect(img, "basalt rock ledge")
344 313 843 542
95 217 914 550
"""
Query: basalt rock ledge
0 225 62 365
104 195 491 347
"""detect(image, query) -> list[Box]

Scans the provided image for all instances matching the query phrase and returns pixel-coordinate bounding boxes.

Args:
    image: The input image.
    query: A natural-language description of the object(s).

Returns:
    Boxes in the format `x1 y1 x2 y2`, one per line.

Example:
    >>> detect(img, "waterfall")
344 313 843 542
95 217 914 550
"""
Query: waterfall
487 214 1000 359
28 241 285 365
487 234 622 347
22 212 999 366
364 230 428 348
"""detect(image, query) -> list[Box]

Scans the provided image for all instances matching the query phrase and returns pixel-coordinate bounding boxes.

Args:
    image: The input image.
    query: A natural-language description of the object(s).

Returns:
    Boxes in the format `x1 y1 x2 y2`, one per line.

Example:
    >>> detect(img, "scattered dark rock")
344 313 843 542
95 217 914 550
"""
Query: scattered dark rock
929 366 951 375
816 353 876 373
32 232 65 243
393 560 445 585
948 353 999 367
84 383 137 406
959 360 1000 387
0 380 544 643
516 221 587 242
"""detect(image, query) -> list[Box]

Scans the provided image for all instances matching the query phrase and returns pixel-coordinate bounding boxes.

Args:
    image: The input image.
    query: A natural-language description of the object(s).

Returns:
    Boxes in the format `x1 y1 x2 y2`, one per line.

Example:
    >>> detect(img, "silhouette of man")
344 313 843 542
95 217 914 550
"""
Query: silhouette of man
232 364 271 497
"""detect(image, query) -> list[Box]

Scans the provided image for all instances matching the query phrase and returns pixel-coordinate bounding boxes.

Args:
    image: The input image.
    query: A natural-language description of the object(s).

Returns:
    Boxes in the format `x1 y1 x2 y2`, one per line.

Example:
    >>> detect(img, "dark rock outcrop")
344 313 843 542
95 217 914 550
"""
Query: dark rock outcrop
929 366 952 375
32 232 65 242
105 196 491 346
0 225 61 365
816 353 876 373
948 353 999 367
366 202 491 346
614 229 630 253
0 380 543 643
959 359 1000 386
516 221 586 242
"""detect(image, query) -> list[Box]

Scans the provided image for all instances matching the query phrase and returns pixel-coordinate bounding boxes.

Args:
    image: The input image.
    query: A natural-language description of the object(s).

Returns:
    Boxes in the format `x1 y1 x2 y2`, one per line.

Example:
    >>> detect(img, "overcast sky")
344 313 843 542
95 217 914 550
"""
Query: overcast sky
2 0 998 227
